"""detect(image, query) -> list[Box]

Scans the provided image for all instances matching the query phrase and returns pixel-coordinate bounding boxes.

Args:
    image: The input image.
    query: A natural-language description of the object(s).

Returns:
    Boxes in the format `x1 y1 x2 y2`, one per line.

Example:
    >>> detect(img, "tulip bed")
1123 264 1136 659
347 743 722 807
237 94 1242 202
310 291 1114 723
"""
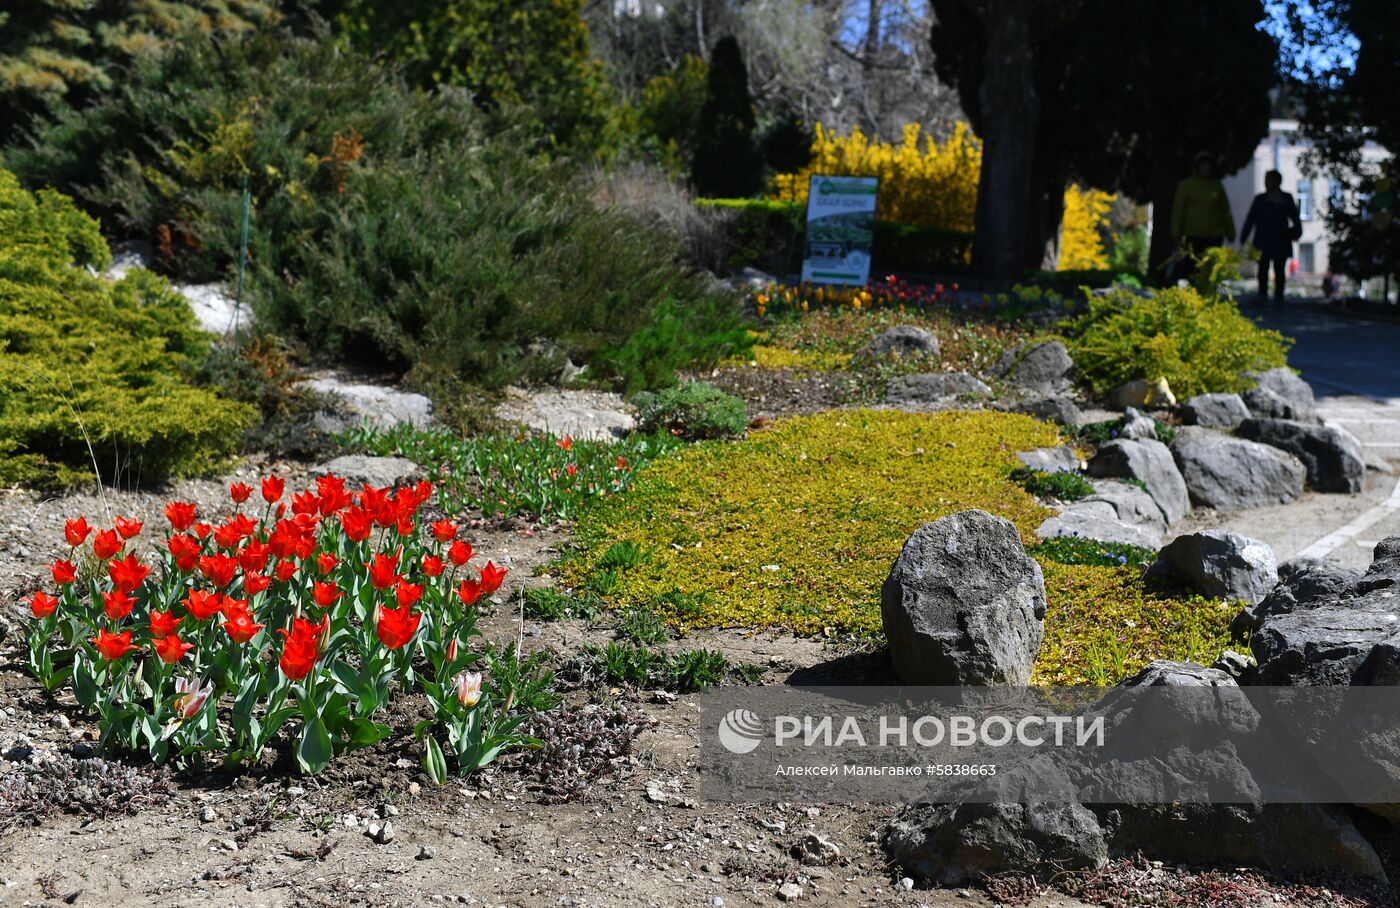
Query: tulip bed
22 475 538 780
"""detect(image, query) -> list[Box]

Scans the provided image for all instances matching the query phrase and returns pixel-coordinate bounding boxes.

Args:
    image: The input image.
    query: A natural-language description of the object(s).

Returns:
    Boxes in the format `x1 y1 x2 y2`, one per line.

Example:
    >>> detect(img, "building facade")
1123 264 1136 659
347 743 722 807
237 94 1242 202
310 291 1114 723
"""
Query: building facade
1221 118 1390 277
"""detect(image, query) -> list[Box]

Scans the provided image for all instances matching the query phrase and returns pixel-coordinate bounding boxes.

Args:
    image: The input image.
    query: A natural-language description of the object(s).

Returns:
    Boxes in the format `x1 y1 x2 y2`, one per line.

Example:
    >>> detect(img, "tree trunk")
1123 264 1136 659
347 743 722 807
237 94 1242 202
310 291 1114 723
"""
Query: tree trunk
970 0 1039 281
1148 147 1182 282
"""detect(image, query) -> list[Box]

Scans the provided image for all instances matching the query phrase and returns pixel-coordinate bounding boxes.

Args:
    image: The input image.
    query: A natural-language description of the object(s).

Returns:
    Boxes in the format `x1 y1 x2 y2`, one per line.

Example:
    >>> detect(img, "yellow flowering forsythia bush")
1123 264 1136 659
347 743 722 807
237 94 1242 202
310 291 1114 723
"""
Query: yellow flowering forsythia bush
770 123 1113 270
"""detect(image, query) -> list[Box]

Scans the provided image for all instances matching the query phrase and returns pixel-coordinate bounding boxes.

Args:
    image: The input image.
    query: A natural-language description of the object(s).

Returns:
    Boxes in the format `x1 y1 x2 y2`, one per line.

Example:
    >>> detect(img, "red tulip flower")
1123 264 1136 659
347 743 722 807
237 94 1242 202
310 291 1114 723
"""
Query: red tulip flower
28 591 58 618
101 590 135 621
193 521 213 539
222 601 263 644
394 580 424 609
93 628 135 661
275 560 299 583
478 561 508 595
312 581 342 609
338 506 372 542
149 610 182 639
375 602 421 650
431 520 457 543
108 553 150 592
52 559 77 586
290 490 320 516
93 529 122 559
456 577 483 607
448 540 474 567
557 435 573 451
262 476 285 503
168 533 201 572
364 552 401 591
64 517 93 546
199 553 239 588
244 571 271 595
114 516 143 539
229 481 252 503
316 552 339 574
183 589 224 622
238 540 271 574
155 634 194 664
165 501 197 532
277 616 327 681
422 554 445 577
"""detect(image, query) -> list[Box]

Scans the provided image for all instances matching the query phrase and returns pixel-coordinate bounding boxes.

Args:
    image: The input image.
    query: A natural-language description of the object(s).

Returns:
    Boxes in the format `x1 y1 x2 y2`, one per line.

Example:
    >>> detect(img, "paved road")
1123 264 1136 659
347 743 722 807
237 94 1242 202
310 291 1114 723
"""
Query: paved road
1177 301 1400 569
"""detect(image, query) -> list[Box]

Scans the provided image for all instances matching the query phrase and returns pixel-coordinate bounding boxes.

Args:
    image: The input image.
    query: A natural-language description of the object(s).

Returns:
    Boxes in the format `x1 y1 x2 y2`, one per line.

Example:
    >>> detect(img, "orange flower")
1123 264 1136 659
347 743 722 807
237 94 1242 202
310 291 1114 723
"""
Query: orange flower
108 553 150 593
93 628 135 660
155 634 195 664
478 561 508 595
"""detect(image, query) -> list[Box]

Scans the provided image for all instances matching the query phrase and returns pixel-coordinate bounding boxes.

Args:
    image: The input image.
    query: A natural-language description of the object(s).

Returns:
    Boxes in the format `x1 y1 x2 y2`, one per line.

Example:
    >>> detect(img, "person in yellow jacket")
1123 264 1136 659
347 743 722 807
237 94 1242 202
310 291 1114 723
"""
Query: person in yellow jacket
1170 151 1236 277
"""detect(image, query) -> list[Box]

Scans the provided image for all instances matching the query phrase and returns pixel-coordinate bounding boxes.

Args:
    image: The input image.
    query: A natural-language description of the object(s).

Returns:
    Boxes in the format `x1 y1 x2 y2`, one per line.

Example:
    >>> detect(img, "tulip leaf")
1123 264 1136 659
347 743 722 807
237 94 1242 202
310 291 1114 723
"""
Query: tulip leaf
71 657 97 709
296 716 333 774
423 735 448 785
338 717 392 752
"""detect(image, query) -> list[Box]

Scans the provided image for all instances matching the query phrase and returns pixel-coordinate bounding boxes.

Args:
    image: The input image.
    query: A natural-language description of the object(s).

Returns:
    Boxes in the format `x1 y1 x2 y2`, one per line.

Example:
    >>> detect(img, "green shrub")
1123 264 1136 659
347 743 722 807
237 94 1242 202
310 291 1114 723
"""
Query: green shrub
1029 537 1155 568
7 29 743 393
564 641 738 692
616 606 670 645
1064 286 1291 398
0 170 254 488
348 424 682 523
1012 467 1094 502
634 382 747 441
524 587 600 621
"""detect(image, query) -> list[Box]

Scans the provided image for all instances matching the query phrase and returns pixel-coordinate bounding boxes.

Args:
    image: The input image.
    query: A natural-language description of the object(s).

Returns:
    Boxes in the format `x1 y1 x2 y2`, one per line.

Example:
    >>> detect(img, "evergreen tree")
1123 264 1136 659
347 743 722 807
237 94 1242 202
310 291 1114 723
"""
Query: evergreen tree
691 36 762 199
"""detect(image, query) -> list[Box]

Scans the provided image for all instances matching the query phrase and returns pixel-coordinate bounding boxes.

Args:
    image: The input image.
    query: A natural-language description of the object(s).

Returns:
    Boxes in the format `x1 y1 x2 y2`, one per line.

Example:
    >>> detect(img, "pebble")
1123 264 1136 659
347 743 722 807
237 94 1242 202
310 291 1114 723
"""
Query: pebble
711 898 725 907
417 845 436 861
898 877 915 891
367 819 396 844
776 882 804 902
200 805 218 823
408 782 421 796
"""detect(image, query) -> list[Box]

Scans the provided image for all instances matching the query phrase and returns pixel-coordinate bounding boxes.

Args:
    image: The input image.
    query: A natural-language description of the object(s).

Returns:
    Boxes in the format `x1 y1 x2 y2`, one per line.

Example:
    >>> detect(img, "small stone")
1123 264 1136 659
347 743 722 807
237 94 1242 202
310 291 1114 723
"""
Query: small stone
776 882 805 901
712 898 725 907
793 833 841 866
645 782 670 804
899 877 915 891
417 845 436 861
200 805 217 823
408 782 421 797
222 839 239 852
367 819 395 844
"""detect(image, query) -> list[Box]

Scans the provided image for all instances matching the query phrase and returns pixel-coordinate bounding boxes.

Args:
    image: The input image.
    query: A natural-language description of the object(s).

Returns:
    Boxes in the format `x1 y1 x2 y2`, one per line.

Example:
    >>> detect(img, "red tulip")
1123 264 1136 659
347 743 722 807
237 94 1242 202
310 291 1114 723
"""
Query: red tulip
101 590 135 621
93 628 135 661
422 554 445 577
165 501 198 532
108 553 150 592
275 559 298 583
149 609 182 639
168 533 201 573
199 553 239 588
312 581 342 608
28 591 58 618
277 616 326 681
222 600 263 644
448 540 474 567
456 577 483 607
193 521 213 539
338 506 372 542
114 516 143 539
238 540 270 574
262 476 285 503
229 481 252 503
93 529 122 559
316 552 339 574
154 633 194 664
64 517 92 546
565 463 578 478
290 490 320 516
213 523 242 550
183 589 224 622
375 602 421 650
430 520 457 543
52 559 76 585
364 552 400 591
244 571 271 595
478 561 508 595
394 580 424 609
557 435 573 451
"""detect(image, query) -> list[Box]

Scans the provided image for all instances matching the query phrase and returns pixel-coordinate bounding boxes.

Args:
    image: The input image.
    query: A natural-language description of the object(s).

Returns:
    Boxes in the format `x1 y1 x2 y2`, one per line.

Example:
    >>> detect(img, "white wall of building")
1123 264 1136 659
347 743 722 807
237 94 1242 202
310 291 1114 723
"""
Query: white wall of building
1221 118 1390 276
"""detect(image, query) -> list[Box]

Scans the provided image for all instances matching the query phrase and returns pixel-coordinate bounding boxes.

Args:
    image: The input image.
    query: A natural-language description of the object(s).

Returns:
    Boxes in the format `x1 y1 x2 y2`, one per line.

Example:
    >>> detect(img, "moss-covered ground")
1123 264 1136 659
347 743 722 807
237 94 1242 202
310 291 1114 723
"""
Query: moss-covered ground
565 409 1232 684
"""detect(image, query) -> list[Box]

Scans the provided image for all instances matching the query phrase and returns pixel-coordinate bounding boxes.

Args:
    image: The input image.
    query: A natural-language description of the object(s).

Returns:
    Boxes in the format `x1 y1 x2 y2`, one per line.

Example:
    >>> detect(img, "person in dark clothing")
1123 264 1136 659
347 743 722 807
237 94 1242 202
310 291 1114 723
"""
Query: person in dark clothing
1240 170 1302 305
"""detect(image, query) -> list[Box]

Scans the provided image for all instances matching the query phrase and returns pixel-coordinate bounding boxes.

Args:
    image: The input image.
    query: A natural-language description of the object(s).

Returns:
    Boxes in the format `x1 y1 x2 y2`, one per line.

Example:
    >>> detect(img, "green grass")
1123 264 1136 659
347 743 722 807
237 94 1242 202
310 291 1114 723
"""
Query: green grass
565 409 1232 684
1012 467 1095 502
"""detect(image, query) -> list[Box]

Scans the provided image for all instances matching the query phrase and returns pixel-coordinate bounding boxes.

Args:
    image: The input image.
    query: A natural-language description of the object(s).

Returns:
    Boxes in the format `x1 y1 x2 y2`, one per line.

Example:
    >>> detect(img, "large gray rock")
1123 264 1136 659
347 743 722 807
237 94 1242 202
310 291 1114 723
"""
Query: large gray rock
303 373 435 433
1117 407 1158 441
1087 439 1189 525
1231 558 1363 638
1036 479 1166 549
884 759 1108 886
1245 367 1317 422
992 341 1074 395
861 325 939 360
316 455 422 489
1180 393 1250 430
1149 530 1278 605
1011 396 1081 427
1086 480 1169 533
881 510 1046 686
1015 446 1079 473
885 372 991 409
1249 536 1400 685
1236 418 1366 493
1169 429 1305 510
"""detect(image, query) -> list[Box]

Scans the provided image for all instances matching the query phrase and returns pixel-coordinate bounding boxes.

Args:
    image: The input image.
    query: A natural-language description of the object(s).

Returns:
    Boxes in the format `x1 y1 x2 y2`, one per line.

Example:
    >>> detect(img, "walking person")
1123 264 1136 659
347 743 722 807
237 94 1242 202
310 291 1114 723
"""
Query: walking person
1240 170 1303 306
1170 151 1236 282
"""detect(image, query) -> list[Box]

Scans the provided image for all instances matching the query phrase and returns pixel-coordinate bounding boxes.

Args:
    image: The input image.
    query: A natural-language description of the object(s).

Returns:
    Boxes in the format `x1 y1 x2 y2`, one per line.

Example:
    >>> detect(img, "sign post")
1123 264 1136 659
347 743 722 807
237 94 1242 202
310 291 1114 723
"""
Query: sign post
800 175 879 286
